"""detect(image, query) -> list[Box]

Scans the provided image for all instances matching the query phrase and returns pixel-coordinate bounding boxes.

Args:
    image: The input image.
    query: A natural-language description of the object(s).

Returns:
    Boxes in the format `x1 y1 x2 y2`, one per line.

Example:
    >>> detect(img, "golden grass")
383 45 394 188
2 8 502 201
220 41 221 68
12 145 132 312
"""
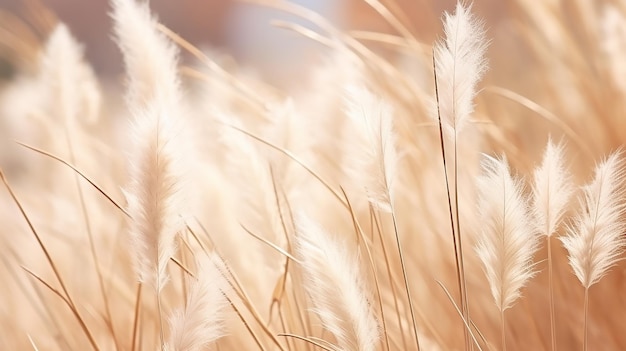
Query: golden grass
1 1 626 350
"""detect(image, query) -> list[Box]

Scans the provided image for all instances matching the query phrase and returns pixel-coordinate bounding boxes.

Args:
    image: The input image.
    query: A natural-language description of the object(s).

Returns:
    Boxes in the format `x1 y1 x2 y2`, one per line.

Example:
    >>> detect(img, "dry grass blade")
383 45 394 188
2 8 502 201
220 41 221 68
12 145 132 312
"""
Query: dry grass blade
27 335 40 351
277 334 336 351
435 281 483 351
16 141 129 217
131 283 142 351
240 224 301 263
484 86 594 161
0 170 100 350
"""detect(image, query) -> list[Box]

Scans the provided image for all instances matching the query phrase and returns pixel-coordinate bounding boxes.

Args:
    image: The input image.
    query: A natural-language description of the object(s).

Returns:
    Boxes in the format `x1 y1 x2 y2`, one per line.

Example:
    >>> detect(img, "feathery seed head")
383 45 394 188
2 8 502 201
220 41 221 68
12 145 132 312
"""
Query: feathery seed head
433 2 488 137
561 151 626 288
476 155 540 312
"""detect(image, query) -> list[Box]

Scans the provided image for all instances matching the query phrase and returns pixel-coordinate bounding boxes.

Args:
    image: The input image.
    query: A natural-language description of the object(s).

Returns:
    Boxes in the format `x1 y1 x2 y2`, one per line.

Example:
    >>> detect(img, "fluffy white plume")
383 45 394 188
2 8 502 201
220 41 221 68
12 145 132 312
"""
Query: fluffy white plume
433 2 488 136
168 254 230 351
296 214 379 351
532 139 574 237
476 155 540 312
343 85 397 212
40 23 101 123
111 0 180 108
114 0 191 289
561 151 626 288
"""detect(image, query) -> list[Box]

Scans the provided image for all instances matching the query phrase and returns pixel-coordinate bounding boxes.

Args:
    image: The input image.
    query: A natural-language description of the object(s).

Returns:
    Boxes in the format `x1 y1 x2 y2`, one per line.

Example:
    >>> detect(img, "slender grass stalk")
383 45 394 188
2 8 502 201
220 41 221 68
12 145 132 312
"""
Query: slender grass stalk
433 51 468 349
390 209 421 351
532 139 573 351
583 287 589 351
0 170 100 350
501 309 506 351
372 207 408 350
548 237 556 351
561 151 626 351
131 283 142 351
432 4 489 349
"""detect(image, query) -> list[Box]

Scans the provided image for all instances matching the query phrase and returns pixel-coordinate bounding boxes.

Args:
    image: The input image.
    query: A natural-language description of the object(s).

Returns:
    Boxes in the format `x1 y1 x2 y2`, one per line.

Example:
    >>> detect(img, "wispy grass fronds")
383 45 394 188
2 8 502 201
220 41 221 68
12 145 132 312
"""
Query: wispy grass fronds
600 4 626 94
532 138 573 351
167 254 230 351
561 151 626 289
432 5 489 348
123 104 190 290
111 0 181 108
113 0 191 291
343 85 397 212
476 155 539 312
433 2 488 136
532 139 573 237
560 151 626 351
296 214 379 351
40 23 100 124
476 155 539 350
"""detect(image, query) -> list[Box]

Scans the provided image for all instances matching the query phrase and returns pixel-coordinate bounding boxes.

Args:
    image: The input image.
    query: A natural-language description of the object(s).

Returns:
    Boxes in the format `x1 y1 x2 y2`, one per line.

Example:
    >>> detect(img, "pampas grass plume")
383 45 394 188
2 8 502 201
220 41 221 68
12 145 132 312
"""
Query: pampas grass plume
433 2 488 136
111 0 181 108
296 214 379 351
114 0 191 289
343 85 397 212
41 24 101 124
476 155 539 312
167 254 230 351
561 151 626 288
532 139 574 237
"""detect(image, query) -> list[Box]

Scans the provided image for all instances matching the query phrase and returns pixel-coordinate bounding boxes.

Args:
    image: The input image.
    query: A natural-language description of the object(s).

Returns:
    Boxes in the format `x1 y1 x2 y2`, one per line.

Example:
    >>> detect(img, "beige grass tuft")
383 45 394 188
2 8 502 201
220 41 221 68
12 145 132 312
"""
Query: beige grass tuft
343 85 397 212
113 0 192 290
167 254 230 351
433 2 488 137
561 151 626 289
476 155 539 312
532 139 574 237
296 214 379 351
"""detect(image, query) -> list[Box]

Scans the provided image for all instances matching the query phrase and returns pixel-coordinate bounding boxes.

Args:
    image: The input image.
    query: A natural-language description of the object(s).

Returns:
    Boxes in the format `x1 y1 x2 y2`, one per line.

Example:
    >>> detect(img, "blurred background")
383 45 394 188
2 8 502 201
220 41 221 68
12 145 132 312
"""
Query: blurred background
0 0 508 86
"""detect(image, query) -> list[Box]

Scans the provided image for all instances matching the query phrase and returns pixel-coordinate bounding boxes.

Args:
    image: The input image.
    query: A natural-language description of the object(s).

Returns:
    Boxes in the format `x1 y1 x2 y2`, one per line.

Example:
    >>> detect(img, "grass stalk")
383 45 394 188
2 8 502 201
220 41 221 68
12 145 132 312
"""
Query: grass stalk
433 50 471 351
390 209 421 351
501 309 506 351
548 237 557 351
131 283 142 351
0 170 100 351
583 288 589 351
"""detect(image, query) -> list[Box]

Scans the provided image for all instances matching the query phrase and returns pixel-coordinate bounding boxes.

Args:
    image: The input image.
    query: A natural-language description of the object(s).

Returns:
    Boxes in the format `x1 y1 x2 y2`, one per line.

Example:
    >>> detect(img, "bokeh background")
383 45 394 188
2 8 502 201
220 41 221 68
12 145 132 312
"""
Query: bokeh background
0 0 508 85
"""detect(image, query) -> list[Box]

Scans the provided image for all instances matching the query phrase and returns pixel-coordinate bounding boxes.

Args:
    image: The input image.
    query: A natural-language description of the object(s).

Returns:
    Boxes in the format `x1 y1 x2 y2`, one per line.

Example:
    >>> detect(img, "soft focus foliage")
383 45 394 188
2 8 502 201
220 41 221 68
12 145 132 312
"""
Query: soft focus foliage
1 1 626 350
